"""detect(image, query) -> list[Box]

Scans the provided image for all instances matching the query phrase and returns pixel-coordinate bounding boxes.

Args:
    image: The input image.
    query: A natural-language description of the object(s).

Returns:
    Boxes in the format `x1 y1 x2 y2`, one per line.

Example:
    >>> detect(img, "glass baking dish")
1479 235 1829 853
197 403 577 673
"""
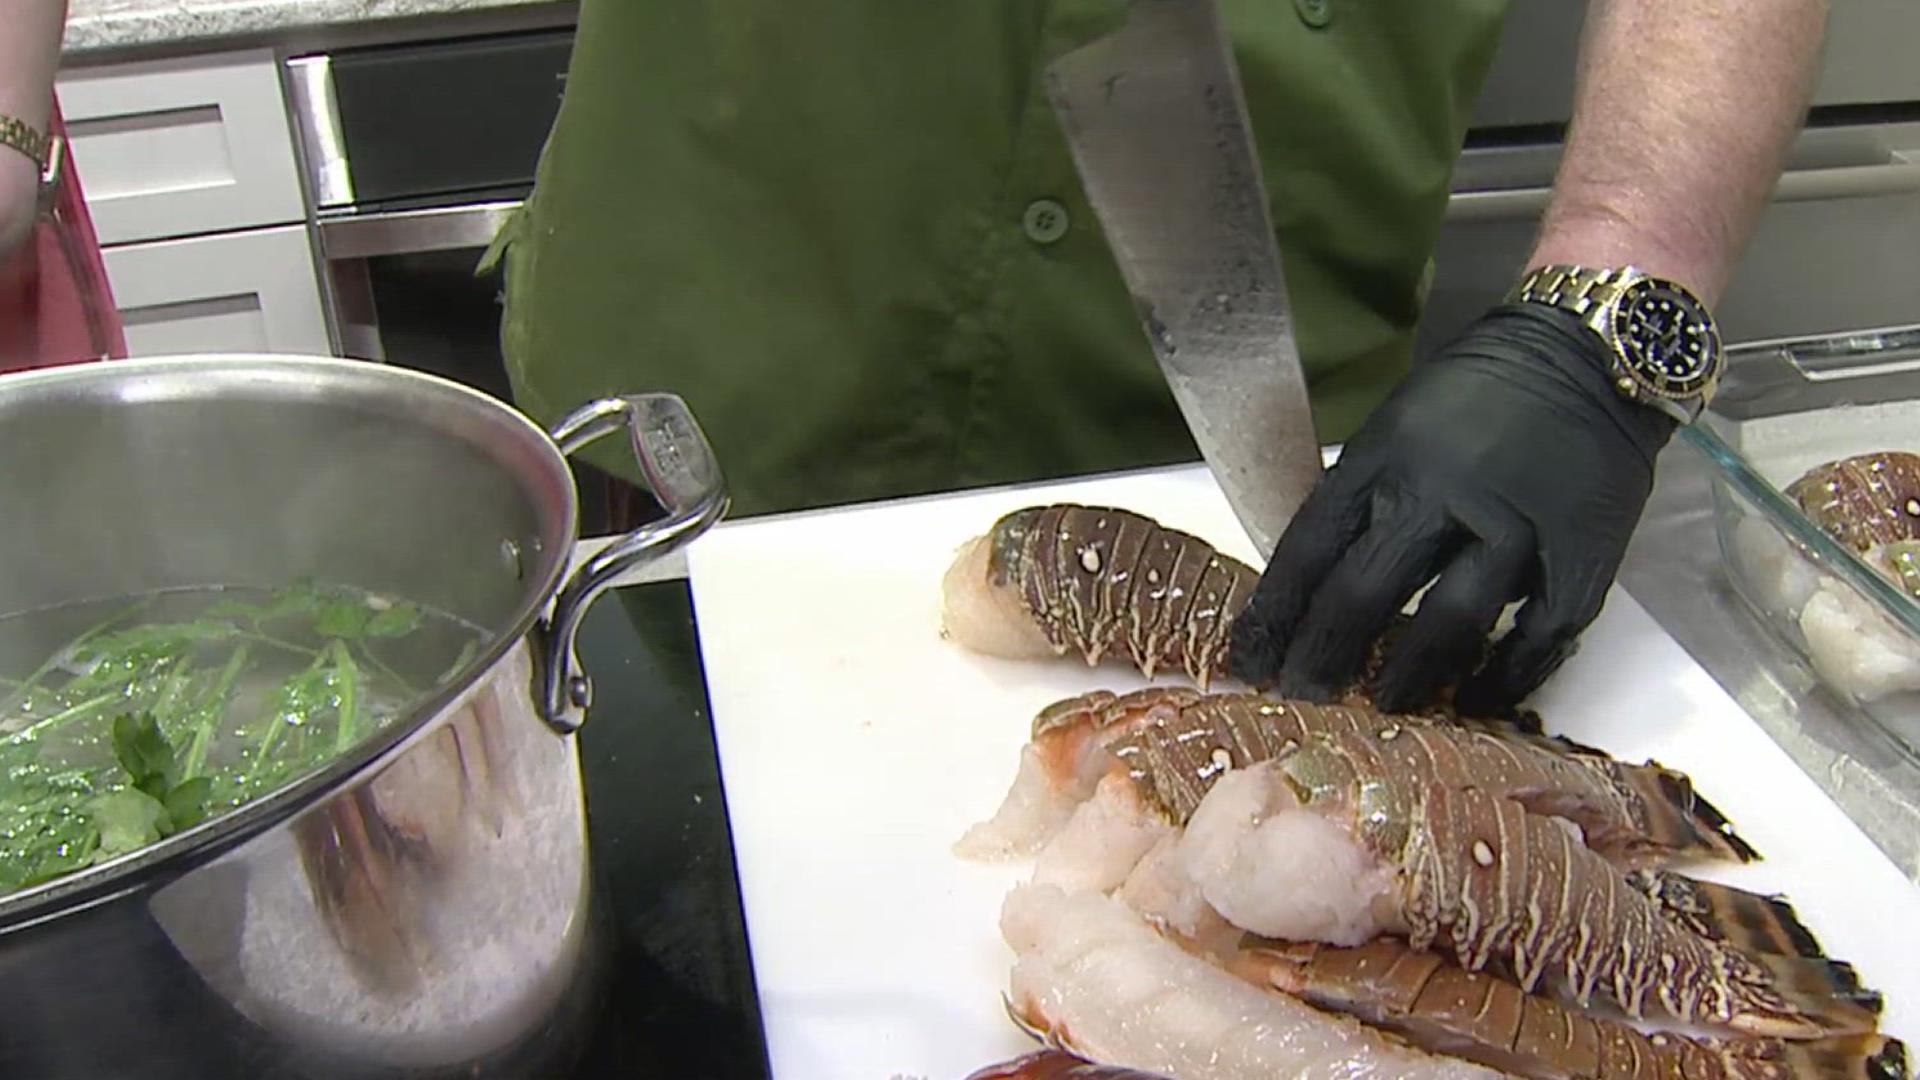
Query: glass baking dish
1685 324 1920 756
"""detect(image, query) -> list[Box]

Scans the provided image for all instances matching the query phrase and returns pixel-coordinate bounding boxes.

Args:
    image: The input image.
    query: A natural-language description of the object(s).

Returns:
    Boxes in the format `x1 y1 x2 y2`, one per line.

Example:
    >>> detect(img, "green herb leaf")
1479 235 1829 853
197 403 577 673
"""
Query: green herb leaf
162 776 214 831
15 827 101 889
261 581 324 622
203 597 266 621
90 788 167 856
363 602 422 638
331 641 361 754
81 620 240 660
314 600 372 639
110 713 179 800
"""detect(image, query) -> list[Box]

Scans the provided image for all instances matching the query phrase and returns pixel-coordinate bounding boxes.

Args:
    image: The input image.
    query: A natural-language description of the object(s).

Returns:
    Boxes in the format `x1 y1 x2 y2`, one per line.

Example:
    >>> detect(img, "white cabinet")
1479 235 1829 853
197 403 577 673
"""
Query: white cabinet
102 226 331 356
55 47 333 357
56 48 306 247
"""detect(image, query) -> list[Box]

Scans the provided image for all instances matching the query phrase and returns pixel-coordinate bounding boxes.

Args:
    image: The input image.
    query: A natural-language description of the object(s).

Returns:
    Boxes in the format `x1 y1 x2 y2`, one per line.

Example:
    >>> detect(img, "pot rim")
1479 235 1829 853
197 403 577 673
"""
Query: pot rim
0 354 579 929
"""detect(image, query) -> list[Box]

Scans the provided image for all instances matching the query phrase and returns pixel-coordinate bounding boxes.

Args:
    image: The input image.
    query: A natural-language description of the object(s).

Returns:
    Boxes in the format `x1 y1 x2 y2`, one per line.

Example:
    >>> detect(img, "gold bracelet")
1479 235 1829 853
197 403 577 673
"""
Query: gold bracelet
0 112 52 172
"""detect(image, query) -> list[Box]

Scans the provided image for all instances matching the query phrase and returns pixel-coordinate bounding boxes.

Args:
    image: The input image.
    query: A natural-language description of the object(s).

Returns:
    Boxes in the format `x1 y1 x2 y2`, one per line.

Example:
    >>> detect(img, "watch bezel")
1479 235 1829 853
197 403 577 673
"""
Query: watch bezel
1598 275 1723 405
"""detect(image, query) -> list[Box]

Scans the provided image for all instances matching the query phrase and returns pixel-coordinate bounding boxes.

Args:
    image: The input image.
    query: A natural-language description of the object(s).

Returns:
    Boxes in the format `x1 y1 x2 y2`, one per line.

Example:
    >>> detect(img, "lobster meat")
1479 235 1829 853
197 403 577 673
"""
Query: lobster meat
958 688 1888 1049
997 883 1505 1080
959 687 1753 869
941 503 1904 1079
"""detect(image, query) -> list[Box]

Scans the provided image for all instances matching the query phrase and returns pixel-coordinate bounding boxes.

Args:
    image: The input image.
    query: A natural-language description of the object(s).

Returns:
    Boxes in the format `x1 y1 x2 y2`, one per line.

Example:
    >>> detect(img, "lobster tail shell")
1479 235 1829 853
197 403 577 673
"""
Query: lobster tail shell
1782 1035 1911 1080
1228 933 1904 1076
1230 935 1907 1080
1750 952 1886 1033
984 504 1258 688
1589 759 1760 865
1787 451 1920 553
1632 870 1831 960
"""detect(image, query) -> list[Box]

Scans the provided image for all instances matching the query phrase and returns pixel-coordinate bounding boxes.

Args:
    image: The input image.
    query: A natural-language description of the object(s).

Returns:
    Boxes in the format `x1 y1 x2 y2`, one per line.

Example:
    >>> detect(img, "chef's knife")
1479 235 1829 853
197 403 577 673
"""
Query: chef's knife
1046 0 1322 559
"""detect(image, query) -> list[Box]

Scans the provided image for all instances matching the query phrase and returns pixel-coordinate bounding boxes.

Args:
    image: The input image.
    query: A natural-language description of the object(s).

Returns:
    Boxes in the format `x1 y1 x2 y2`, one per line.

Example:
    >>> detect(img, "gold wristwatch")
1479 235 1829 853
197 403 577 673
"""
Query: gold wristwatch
1507 264 1724 425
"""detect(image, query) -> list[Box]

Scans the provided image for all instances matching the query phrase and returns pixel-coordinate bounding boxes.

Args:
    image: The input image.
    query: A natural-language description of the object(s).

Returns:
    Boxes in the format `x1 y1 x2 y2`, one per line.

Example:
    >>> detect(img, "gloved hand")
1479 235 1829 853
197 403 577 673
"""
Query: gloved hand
1227 302 1677 717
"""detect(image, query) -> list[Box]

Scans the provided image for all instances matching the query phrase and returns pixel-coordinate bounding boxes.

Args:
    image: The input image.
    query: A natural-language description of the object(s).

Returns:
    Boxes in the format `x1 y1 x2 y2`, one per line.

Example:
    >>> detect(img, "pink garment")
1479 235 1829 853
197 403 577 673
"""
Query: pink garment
0 101 127 372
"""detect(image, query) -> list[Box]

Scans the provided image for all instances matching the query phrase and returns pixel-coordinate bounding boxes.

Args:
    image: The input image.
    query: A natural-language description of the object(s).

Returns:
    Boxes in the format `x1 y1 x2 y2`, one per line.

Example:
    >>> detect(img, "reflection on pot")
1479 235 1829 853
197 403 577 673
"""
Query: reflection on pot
150 643 598 1073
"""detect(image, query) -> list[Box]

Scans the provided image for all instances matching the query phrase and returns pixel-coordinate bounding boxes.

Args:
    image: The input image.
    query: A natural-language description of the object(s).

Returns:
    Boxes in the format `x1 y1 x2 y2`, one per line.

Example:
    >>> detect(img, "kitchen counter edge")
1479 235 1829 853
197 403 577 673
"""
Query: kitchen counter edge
63 0 576 60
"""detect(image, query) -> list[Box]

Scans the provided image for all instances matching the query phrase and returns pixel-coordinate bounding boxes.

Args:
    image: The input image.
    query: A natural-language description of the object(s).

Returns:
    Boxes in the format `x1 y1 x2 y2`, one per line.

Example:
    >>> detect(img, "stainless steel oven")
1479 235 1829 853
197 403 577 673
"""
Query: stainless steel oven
283 23 639 529
284 26 572 404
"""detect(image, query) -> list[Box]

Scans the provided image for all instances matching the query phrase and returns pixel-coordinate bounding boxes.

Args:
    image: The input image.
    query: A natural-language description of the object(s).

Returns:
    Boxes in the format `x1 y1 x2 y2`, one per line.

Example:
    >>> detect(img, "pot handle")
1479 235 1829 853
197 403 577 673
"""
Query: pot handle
536 394 729 733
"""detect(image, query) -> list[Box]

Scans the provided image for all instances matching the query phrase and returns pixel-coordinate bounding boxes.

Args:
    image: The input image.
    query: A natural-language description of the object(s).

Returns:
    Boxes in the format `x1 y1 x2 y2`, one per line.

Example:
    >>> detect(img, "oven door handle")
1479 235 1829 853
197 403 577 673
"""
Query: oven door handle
1446 151 1920 224
318 201 525 260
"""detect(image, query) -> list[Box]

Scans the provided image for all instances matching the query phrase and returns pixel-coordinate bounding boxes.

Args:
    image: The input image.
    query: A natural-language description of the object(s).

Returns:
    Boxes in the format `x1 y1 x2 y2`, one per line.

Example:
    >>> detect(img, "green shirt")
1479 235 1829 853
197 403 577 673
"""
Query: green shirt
497 0 1510 517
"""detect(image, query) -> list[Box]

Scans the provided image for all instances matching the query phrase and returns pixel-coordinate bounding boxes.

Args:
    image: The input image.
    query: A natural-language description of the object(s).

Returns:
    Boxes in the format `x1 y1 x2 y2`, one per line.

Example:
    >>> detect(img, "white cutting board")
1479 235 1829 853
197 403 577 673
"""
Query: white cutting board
684 464 1920 1080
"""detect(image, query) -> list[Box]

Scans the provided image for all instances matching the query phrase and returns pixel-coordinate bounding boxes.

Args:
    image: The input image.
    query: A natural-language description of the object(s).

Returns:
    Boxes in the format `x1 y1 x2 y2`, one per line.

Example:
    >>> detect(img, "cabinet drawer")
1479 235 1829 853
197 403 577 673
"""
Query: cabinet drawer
57 49 305 245
103 227 332 356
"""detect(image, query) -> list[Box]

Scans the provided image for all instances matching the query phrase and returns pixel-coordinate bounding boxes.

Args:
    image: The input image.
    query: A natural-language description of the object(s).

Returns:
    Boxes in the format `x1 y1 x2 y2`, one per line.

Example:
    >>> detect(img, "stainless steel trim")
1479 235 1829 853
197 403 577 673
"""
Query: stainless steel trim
285 55 354 207
1447 155 1920 224
318 200 524 259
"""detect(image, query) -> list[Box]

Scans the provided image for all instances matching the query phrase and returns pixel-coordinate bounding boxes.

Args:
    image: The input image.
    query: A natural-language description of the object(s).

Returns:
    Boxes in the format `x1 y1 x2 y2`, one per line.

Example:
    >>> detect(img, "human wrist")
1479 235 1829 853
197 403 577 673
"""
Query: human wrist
1526 212 1728 308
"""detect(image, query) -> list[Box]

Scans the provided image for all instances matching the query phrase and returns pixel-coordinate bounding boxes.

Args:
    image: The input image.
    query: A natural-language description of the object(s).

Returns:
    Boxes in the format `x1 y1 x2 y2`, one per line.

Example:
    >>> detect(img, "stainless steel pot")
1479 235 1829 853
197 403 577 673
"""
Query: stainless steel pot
0 355 727 1078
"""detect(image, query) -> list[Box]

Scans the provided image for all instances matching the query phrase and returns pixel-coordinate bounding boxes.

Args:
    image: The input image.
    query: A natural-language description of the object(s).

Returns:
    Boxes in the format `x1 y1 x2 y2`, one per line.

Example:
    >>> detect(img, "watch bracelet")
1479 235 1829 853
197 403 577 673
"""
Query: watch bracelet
1508 264 1632 314
0 112 51 172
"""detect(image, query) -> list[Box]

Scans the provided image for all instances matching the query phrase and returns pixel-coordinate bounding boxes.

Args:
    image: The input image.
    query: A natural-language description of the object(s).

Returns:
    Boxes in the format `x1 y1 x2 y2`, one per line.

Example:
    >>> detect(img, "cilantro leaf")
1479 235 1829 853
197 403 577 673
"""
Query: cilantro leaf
313 600 372 639
90 788 167 856
109 713 179 800
363 602 422 638
80 620 240 661
261 582 324 622
162 776 214 831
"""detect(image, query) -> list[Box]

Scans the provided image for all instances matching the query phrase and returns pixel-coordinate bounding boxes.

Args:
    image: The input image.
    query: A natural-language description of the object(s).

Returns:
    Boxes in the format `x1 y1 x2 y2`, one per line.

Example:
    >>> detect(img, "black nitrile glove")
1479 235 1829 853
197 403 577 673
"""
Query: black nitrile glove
1228 303 1677 717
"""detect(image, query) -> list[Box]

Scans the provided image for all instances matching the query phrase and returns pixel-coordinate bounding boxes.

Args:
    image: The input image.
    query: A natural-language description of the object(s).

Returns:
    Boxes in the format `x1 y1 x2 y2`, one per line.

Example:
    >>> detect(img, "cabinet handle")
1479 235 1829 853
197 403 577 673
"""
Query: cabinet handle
318 201 523 259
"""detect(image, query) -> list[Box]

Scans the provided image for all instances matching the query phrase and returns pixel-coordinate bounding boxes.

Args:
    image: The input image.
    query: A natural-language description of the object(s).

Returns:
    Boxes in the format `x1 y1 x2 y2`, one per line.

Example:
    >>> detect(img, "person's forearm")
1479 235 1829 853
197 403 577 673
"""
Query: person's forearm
0 0 69 256
1528 0 1829 305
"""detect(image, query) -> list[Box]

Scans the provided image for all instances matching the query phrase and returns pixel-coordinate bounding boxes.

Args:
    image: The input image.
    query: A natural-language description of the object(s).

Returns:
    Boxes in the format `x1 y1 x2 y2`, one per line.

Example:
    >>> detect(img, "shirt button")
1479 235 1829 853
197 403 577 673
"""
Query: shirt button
1293 0 1331 28
1022 198 1071 244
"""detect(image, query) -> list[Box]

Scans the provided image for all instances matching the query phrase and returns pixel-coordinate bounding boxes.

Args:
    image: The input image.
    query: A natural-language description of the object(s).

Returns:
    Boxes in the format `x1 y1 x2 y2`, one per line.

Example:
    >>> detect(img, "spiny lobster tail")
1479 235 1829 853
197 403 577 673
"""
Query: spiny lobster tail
1772 1034 1911 1080
1228 934 1893 1080
1615 763 1762 864
1752 952 1885 1024
1630 870 1828 960
986 503 1258 690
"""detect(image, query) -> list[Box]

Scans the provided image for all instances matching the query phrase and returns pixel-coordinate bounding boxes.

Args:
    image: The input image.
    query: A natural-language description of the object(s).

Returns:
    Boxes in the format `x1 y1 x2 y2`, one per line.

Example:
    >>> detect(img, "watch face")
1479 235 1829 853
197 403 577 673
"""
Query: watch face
1610 278 1720 399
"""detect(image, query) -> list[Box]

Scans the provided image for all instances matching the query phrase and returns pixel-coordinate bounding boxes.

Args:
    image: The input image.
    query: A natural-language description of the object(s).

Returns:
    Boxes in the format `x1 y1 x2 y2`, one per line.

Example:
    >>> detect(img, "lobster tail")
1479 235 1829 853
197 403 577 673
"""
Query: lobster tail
1765 1034 1910 1080
1226 933 1898 1080
1625 872 1888 1035
1607 760 1761 864
1631 870 1827 958
1746 952 1886 1036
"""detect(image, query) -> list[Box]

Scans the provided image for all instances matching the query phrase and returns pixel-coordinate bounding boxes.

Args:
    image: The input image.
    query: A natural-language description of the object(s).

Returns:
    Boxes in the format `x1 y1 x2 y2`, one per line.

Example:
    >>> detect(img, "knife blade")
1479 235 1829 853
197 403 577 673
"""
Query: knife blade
1045 0 1322 559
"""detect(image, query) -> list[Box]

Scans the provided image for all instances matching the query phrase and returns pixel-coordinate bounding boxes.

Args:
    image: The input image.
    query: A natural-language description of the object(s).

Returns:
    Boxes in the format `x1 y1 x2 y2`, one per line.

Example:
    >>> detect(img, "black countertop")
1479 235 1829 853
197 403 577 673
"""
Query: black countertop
564 580 771 1079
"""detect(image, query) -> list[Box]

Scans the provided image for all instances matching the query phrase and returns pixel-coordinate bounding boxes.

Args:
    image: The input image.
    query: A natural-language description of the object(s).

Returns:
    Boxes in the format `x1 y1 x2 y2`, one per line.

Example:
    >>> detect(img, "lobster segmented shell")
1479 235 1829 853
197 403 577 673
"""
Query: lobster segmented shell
943 505 1257 688
1031 687 1754 867
1219 738 1878 1039
1788 451 1920 553
1230 935 1907 1080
